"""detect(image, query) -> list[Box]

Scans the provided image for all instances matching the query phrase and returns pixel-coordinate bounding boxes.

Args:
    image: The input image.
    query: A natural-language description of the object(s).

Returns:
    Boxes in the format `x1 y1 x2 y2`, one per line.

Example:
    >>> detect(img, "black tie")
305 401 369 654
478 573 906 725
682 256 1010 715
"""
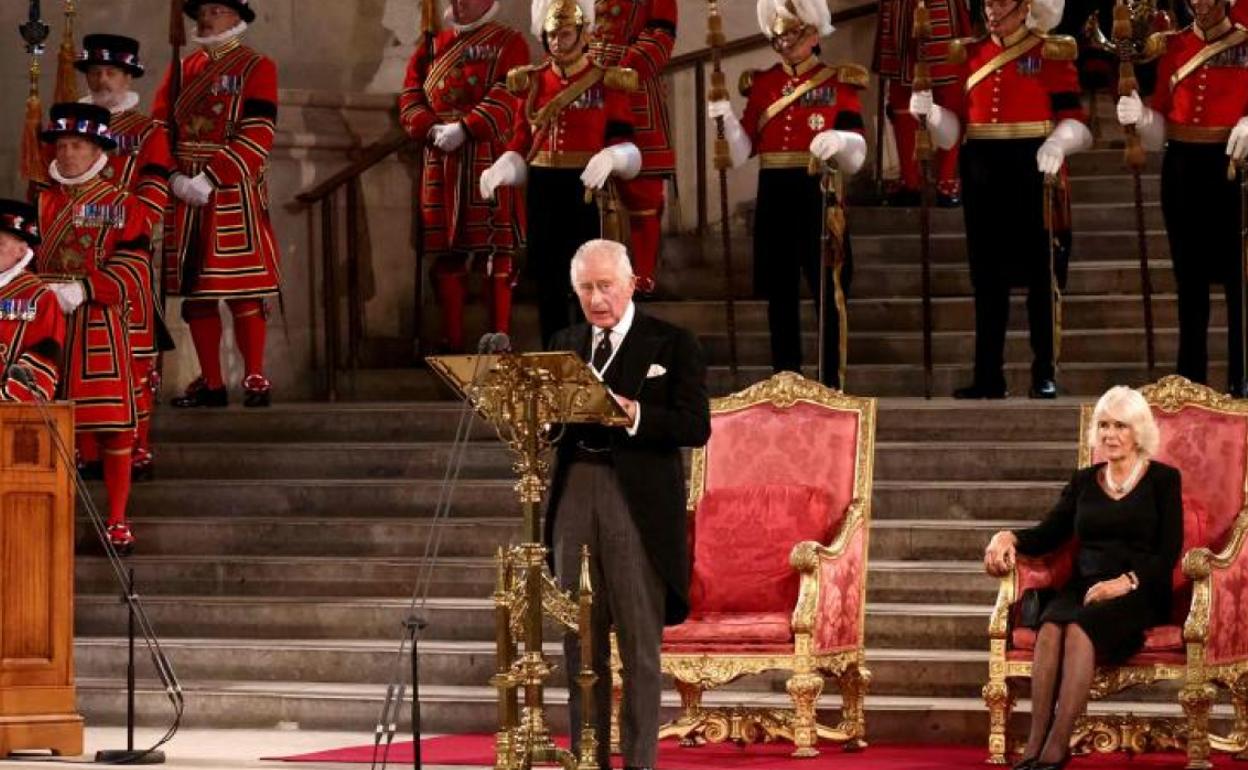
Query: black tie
592 329 613 372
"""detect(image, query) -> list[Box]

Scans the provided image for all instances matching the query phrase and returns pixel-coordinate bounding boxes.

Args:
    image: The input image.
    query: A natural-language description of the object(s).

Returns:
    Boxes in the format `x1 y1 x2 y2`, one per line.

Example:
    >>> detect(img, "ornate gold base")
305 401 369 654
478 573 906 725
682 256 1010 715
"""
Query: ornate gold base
1065 716 1247 763
658 707 864 758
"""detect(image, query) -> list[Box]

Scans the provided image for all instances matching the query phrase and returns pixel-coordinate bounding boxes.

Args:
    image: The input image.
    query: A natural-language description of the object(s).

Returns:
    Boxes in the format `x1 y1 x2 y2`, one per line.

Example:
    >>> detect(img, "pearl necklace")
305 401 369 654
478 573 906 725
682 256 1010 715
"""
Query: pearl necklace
1106 456 1145 496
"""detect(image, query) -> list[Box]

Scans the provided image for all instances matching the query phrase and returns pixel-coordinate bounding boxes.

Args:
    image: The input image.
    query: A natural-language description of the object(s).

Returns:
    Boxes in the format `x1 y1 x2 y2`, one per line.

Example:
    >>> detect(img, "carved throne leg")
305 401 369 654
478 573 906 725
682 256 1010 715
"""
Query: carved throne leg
667 679 705 746
1232 675 1248 761
838 664 870 752
610 632 623 755
982 677 1015 765
787 672 824 758
1180 682 1216 770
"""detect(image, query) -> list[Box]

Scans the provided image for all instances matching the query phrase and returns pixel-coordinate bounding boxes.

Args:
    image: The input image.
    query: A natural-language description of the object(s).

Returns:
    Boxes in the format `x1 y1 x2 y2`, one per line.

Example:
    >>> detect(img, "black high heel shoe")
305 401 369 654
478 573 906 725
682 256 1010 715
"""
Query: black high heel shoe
1012 756 1038 770
1032 753 1071 770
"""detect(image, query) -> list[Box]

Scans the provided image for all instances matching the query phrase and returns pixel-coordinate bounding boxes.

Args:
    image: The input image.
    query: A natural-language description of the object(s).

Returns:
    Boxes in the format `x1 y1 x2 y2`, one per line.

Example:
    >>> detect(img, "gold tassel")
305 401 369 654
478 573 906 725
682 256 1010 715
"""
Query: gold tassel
53 0 79 103
21 90 47 185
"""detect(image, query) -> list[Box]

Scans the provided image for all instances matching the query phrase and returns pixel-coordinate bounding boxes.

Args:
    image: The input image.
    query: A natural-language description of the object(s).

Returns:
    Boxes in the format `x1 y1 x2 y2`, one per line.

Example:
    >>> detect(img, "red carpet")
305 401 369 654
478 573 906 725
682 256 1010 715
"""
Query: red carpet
269 734 1235 768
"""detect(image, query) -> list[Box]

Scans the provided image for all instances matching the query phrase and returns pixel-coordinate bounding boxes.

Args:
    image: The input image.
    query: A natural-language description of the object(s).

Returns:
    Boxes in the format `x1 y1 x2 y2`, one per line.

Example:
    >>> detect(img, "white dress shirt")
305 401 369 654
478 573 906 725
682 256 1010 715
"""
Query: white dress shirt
592 301 640 434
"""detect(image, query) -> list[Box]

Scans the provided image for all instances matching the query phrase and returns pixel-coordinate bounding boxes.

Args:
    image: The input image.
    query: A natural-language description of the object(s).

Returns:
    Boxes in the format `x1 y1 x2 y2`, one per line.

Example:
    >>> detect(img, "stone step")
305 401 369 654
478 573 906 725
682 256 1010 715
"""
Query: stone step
76 596 992 649
1067 174 1160 204
108 476 1063 526
847 201 1165 236
700 326 1210 367
75 678 1231 736
151 399 1082 444
705 361 1229 399
76 556 995 604
1067 148 1164 176
110 515 1019 564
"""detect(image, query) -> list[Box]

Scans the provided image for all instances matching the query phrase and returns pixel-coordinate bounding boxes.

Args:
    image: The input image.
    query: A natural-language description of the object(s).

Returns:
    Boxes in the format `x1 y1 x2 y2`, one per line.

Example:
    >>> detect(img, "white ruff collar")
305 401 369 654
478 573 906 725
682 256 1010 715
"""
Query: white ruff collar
0 248 34 290
49 153 110 187
81 89 141 115
445 2 499 32
192 20 249 48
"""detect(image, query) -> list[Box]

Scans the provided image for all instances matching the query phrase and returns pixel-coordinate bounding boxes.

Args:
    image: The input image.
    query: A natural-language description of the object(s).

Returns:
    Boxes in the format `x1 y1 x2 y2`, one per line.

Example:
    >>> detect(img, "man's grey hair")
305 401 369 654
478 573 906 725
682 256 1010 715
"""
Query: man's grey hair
569 239 634 287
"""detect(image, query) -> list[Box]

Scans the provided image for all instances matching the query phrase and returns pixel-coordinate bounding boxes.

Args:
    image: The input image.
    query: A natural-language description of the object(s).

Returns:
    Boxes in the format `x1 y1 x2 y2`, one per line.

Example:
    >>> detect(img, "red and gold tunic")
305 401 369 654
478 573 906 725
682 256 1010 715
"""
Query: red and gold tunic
1151 19 1248 141
951 30 1084 139
588 0 677 176
103 108 173 360
505 59 638 165
0 272 64 403
740 59 868 168
36 177 149 430
874 0 972 86
153 38 281 298
400 20 530 256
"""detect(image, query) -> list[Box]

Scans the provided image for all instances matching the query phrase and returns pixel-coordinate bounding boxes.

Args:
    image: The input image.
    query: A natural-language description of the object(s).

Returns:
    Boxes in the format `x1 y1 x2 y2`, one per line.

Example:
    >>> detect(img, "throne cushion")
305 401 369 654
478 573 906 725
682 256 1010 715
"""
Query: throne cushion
689 484 838 614
662 611 794 652
1010 624 1184 659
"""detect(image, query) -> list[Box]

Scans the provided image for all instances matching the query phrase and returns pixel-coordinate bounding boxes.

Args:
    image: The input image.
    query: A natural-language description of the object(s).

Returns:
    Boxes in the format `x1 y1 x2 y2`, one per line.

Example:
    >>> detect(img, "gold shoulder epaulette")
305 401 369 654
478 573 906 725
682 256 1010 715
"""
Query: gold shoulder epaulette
1041 34 1078 61
739 69 757 97
1141 30 1177 62
835 63 869 89
506 65 538 95
603 66 640 92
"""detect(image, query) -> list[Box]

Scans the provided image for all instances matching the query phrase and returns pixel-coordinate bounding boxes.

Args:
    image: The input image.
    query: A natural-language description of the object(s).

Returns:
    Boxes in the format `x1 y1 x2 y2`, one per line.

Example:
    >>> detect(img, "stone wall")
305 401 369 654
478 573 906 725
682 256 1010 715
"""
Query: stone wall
0 0 880 398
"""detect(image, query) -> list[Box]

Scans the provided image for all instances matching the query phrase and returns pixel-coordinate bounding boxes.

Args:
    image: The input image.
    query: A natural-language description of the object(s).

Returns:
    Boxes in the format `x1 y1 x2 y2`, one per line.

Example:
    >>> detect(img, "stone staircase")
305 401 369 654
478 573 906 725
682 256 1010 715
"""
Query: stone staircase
69 134 1238 748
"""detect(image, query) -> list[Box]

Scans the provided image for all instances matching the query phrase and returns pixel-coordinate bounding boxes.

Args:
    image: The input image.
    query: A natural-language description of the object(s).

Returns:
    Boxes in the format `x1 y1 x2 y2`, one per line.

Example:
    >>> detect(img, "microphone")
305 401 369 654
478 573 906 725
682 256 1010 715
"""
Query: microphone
7 364 35 389
476 332 511 354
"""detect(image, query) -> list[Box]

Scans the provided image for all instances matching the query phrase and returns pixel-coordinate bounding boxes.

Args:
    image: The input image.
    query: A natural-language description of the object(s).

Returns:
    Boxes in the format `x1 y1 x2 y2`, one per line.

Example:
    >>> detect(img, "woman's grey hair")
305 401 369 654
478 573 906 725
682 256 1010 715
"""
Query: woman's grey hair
569 239 634 287
1087 385 1160 456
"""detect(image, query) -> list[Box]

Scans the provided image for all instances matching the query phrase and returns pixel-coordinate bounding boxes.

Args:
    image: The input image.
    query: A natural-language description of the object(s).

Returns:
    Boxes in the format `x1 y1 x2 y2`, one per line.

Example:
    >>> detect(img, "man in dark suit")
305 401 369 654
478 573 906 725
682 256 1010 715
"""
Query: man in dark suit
545 238 710 770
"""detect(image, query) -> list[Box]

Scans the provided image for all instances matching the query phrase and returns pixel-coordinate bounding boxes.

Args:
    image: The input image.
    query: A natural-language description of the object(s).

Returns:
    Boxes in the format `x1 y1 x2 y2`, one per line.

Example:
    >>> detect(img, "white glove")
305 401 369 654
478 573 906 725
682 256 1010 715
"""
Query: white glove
909 90 934 119
1037 118 1094 176
1228 117 1248 162
52 282 85 313
580 143 642 189
1116 91 1149 127
430 122 467 152
707 100 752 168
172 172 212 206
809 130 845 161
479 151 527 200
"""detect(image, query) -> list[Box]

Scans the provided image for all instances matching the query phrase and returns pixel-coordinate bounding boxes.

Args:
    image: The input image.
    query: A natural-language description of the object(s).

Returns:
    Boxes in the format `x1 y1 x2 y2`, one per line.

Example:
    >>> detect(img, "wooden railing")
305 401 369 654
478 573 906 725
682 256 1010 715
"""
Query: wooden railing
294 5 879 398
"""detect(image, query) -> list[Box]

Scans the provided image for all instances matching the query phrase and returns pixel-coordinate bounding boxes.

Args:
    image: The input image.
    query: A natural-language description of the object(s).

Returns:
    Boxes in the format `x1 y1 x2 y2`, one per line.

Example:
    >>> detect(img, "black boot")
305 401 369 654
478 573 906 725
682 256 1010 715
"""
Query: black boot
1029 378 1058 399
171 376 228 408
243 374 272 408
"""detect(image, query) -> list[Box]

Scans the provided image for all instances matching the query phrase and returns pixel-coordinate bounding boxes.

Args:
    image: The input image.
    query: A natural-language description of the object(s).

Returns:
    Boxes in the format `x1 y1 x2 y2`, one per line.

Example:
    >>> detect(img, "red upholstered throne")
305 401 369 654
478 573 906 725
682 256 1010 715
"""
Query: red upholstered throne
985 376 1248 768
658 372 877 757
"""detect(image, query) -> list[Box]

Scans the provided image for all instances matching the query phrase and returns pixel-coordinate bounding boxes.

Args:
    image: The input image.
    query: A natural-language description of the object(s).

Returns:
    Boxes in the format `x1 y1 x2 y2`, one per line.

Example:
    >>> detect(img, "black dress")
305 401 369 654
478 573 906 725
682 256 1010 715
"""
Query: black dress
1013 461 1184 664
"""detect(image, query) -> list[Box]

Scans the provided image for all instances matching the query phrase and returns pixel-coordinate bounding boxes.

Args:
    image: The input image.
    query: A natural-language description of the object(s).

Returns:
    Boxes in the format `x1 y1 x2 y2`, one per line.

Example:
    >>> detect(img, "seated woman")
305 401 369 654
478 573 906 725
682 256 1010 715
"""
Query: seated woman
983 385 1183 770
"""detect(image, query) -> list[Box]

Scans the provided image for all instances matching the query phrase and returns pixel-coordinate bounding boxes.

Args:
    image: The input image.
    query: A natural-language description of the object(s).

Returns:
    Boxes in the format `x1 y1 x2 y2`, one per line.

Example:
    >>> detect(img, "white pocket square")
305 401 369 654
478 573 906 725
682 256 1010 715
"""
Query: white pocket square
646 364 667 378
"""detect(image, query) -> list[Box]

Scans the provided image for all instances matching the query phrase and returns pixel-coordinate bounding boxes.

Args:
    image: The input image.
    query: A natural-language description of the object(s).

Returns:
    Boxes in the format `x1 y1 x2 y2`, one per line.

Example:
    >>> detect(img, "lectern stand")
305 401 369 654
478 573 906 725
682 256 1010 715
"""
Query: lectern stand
428 352 630 770
0 402 82 757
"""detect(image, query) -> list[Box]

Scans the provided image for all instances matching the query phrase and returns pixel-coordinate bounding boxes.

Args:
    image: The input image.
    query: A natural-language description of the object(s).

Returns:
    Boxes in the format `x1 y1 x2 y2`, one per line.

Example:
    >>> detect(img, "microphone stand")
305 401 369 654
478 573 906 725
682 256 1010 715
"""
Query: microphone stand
371 333 510 770
9 366 184 765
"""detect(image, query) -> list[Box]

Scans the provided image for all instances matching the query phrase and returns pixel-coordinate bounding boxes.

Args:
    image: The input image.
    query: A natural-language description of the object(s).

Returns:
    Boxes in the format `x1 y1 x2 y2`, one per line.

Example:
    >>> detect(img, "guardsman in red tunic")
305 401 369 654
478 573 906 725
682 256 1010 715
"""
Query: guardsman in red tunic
1118 0 1248 394
78 32 174 479
911 0 1092 399
0 199 65 403
154 0 280 408
37 102 152 553
400 0 530 352
587 0 676 290
480 0 642 345
874 0 972 206
707 0 869 389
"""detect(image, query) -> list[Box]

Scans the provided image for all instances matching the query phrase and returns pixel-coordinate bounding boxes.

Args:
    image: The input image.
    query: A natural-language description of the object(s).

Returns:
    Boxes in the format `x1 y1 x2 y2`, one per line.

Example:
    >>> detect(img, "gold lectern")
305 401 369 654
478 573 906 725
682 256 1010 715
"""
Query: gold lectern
0 402 82 758
428 352 630 770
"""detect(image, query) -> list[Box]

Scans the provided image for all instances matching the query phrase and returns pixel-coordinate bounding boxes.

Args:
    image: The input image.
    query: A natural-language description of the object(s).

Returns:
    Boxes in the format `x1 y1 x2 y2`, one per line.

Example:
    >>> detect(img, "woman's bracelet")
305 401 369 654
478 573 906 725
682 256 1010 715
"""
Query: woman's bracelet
1125 572 1139 590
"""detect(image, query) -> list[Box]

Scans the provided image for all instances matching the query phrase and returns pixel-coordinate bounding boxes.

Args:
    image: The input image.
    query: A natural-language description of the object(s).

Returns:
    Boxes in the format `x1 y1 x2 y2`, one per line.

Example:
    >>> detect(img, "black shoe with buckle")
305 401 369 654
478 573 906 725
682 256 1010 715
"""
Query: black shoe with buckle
936 191 962 208
78 459 104 480
953 382 1008 399
172 377 228 408
243 374 272 408
131 447 155 482
1029 378 1059 399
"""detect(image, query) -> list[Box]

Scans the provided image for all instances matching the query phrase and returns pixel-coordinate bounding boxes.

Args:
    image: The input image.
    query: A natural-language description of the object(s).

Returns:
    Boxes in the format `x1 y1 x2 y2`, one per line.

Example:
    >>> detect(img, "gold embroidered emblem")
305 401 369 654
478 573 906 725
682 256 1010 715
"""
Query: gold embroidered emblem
808 113 826 131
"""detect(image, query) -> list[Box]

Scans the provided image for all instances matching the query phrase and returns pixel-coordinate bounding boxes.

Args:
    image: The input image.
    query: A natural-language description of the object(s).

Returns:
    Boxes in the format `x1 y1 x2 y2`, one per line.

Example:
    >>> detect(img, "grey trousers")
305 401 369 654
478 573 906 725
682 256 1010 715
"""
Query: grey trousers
553 459 666 769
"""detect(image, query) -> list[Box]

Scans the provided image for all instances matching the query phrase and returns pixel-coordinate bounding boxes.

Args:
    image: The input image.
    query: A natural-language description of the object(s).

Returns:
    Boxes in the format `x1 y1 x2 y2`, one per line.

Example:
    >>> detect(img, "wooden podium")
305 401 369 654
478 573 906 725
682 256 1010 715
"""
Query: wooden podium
0 402 82 757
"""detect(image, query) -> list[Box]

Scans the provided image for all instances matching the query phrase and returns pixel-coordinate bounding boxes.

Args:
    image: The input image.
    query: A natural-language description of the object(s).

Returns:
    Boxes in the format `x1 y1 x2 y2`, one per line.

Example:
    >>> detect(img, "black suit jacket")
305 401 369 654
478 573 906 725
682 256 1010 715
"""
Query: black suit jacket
545 308 711 625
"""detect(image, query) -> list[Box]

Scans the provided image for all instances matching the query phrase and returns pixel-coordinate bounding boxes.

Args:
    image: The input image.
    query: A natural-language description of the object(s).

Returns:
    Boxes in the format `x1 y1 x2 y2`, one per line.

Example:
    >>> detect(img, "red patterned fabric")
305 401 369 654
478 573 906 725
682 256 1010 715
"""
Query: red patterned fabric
1175 495 1208 591
1206 543 1248 665
1151 408 1247 549
662 611 792 649
703 402 859 519
688 484 836 614
813 523 866 654
1012 623 1184 654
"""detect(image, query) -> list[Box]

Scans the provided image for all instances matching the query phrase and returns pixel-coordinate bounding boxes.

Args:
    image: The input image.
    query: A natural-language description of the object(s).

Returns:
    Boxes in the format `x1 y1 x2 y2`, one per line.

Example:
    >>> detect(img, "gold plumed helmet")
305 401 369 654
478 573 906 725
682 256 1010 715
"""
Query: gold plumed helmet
531 0 595 37
756 0 835 38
